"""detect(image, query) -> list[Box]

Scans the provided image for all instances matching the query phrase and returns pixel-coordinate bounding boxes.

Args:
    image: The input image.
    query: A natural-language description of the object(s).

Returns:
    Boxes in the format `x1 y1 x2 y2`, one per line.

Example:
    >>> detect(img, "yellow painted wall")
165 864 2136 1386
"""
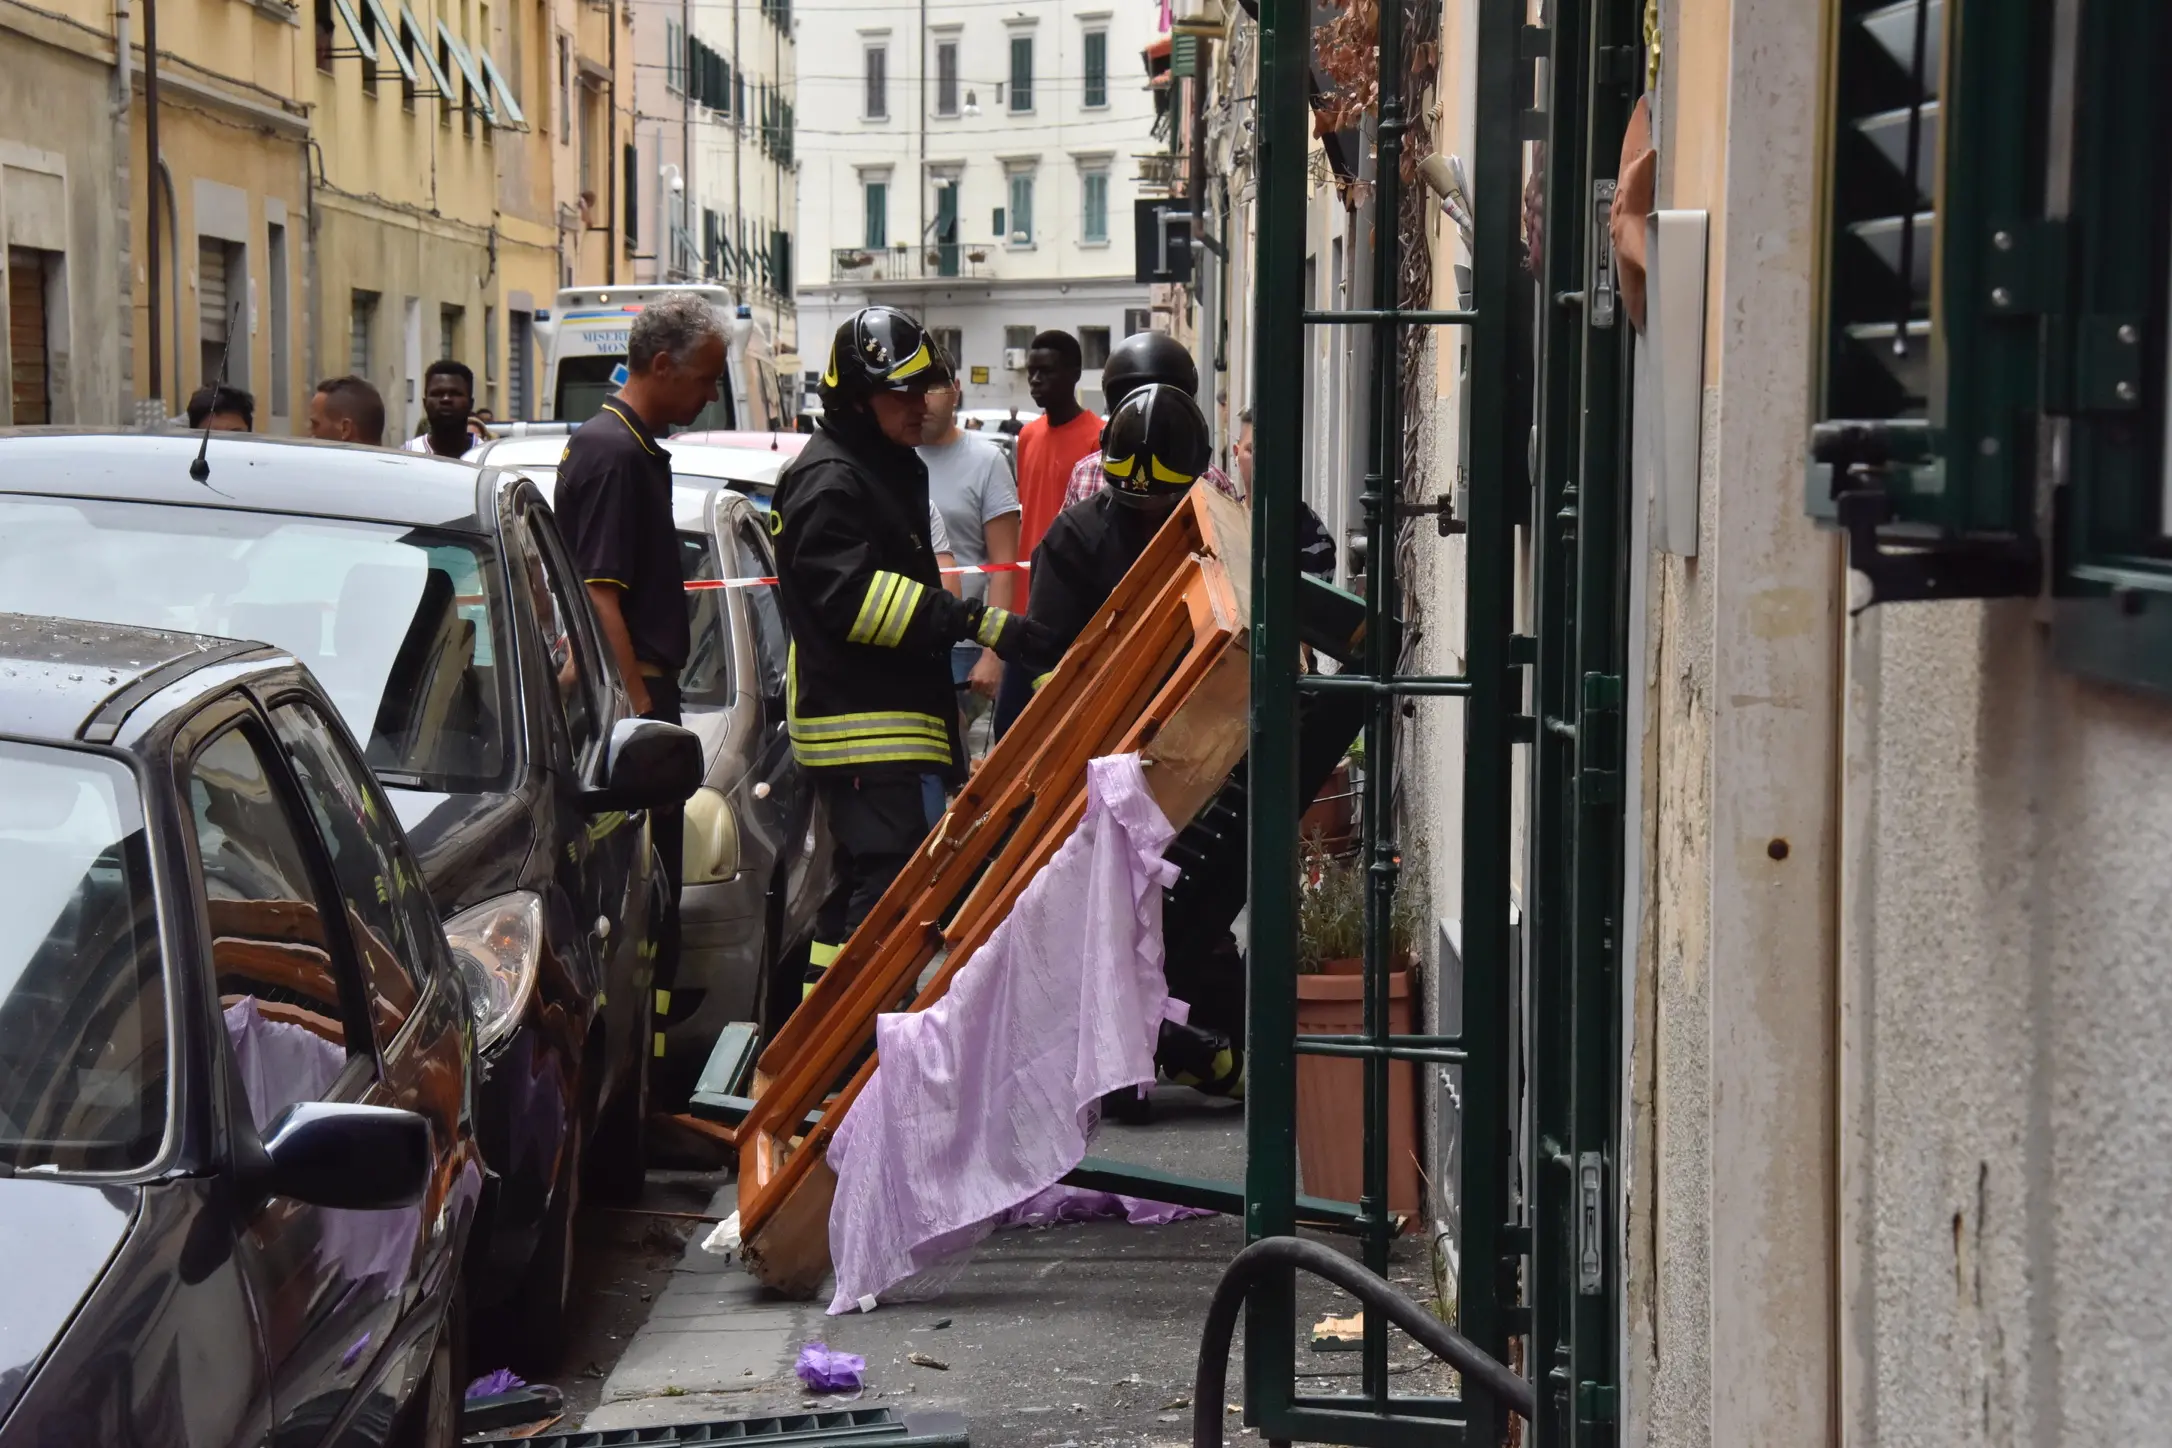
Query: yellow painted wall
121 0 311 430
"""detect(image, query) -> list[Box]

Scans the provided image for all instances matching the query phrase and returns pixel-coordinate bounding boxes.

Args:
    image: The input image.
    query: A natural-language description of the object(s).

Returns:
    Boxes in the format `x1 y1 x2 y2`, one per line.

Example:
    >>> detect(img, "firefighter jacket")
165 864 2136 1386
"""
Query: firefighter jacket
770 418 1000 777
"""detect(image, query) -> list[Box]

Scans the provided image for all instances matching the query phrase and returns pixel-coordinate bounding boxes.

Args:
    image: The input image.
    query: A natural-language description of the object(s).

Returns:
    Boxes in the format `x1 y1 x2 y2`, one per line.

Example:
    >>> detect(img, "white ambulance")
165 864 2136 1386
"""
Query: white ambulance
535 286 794 433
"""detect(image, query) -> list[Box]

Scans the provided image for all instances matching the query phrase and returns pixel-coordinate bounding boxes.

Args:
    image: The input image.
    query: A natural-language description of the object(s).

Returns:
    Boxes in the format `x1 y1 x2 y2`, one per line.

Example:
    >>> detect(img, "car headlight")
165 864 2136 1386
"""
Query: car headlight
682 786 741 884
442 891 543 1052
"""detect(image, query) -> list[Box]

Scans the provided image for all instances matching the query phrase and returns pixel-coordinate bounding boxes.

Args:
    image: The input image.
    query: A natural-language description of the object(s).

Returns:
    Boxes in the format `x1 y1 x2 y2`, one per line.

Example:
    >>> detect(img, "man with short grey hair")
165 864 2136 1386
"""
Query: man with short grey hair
553 291 728 1003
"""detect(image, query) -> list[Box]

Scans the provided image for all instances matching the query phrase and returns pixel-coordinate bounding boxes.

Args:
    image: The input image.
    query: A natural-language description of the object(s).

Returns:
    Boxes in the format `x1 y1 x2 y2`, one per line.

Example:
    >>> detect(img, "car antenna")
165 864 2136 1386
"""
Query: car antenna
188 296 242 483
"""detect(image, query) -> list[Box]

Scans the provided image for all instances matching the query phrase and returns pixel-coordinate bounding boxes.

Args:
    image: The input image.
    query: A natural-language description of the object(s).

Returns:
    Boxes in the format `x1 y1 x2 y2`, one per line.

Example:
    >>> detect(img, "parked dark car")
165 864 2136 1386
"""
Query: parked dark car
0 613 480 1447
476 436 836 1080
0 431 703 1368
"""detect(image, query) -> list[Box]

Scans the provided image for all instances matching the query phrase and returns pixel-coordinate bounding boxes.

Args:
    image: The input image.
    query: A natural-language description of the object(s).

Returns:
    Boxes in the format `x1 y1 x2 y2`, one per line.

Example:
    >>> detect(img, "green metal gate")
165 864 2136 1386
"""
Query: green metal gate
1226 0 1640 1440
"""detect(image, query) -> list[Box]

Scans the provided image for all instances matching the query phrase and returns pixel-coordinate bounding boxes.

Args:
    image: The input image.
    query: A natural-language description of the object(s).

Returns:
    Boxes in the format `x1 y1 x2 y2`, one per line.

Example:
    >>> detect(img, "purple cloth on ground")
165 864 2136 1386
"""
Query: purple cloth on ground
997 1184 1216 1228
825 755 1184 1314
466 1368 527 1399
796 1342 866 1392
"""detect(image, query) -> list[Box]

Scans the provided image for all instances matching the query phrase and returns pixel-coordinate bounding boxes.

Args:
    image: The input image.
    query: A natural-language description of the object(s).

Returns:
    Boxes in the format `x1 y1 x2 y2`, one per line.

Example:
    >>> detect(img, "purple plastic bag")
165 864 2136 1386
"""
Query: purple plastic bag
795 1341 866 1393
465 1367 526 1399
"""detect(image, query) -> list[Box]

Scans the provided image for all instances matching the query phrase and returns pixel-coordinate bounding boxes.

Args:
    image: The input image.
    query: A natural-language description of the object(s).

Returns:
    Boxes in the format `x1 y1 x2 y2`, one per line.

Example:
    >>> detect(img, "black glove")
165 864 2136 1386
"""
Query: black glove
964 600 1060 667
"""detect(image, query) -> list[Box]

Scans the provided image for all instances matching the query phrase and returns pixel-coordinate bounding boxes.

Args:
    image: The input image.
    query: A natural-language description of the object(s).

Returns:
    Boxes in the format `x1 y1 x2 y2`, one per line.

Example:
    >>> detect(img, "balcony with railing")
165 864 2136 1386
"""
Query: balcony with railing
829 243 998 284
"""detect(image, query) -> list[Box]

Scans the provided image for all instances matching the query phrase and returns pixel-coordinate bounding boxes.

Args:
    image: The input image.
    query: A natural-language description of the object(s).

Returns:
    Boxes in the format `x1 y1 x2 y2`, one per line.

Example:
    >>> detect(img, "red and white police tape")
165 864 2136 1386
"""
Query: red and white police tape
682 560 1031 592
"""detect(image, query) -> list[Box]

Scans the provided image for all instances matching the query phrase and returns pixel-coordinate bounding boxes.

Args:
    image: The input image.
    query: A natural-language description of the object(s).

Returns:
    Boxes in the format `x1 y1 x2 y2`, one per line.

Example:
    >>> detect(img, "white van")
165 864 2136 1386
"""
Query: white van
535 286 794 432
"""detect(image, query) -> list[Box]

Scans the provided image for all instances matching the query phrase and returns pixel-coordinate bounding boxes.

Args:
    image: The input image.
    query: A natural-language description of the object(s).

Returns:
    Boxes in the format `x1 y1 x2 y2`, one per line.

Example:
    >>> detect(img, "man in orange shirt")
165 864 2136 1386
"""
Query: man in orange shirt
995 328 1104 737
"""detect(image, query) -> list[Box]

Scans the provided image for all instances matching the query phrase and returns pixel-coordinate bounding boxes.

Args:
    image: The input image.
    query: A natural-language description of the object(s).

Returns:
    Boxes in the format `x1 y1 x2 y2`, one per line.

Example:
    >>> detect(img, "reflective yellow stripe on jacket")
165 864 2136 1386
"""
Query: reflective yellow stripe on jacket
846 569 928 648
786 645 953 768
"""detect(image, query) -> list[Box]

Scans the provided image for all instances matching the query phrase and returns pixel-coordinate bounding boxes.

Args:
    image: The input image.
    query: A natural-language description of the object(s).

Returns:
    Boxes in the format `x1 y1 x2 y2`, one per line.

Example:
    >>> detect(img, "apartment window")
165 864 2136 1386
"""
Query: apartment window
864 45 887 120
439 304 464 362
1006 170 1035 244
315 0 335 72
935 39 958 117
1080 168 1109 243
1082 30 1107 108
1003 325 1035 357
557 35 572 145
991 206 1005 238
1123 307 1151 337
350 290 379 375
197 238 246 388
623 143 638 249
483 305 499 412
1080 325 1111 369
863 179 889 250
932 327 964 373
508 309 532 417
579 87 596 195
666 19 684 93
266 223 290 417
1008 35 1033 112
7 250 55 425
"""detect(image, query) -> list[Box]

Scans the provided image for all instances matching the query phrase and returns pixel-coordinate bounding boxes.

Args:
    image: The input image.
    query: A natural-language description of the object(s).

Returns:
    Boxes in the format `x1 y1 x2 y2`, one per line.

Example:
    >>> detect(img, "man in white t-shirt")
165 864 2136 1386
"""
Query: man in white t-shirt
917 366 1021 708
402 360 490 461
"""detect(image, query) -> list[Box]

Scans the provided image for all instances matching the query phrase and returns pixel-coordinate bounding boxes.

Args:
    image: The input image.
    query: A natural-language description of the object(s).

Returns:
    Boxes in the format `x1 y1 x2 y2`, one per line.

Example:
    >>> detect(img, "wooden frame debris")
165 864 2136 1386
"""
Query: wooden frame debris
733 487 1253 1295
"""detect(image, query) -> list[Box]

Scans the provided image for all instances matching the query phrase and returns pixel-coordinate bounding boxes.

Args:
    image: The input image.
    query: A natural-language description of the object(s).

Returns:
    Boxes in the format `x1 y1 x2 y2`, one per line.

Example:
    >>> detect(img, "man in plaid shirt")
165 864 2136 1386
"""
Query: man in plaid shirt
1060 332 1245 510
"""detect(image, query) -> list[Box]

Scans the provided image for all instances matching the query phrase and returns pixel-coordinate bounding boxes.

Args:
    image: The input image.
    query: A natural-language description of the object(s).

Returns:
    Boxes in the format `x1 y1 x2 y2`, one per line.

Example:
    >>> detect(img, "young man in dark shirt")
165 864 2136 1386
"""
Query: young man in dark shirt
552 292 728 1006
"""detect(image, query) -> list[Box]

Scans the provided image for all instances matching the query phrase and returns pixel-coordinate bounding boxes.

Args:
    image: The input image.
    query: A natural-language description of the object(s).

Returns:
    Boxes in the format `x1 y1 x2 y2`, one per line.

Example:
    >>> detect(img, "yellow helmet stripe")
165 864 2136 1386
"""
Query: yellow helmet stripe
1149 454 1198 485
888 340 935 382
1103 453 1138 479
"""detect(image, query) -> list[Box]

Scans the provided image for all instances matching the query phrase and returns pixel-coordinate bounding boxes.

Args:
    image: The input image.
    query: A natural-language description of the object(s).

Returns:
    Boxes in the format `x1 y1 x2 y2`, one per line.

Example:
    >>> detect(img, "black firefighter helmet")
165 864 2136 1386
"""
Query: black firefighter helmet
1100 383 1211 511
1099 329 1198 410
820 306 939 411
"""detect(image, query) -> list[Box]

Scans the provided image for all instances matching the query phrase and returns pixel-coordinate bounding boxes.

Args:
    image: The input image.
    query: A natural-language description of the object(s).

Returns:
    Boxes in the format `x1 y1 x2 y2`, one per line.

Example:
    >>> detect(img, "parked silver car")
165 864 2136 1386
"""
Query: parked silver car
476 436 834 1092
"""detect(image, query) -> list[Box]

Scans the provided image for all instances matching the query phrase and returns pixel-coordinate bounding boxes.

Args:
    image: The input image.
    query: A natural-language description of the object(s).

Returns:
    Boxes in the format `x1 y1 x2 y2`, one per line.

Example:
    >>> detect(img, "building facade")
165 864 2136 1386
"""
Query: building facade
638 0 798 355
0 0 128 427
792 0 1161 414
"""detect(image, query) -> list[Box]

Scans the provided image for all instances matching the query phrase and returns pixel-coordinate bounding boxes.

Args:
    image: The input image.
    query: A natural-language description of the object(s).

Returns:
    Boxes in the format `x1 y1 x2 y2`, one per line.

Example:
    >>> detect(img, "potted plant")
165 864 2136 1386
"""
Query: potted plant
1293 833 1426 1222
966 247 988 264
836 249 874 270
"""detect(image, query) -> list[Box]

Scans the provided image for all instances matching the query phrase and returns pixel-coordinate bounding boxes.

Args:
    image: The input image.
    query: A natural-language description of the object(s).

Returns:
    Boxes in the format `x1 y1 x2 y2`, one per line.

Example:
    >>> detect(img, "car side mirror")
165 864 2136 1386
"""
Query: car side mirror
257 1102 433 1211
585 716 703 813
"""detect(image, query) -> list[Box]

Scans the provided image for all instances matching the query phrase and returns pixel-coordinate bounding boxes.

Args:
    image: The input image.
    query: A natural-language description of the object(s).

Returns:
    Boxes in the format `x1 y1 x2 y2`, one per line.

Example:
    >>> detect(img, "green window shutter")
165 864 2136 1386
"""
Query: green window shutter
1809 0 2048 604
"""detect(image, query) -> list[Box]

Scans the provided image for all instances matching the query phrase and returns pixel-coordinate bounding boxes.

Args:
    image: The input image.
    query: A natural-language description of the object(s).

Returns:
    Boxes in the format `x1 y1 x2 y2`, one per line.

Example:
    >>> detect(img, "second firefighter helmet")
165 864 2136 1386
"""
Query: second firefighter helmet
820 306 939 410
1099 329 1199 410
1100 383 1211 510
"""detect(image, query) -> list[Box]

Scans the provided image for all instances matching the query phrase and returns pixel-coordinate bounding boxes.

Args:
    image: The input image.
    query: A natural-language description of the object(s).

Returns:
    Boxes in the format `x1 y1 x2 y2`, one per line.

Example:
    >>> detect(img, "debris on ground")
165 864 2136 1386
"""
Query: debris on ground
795 1342 867 1393
906 1352 950 1371
465 1368 525 1398
1311 1311 1365 1351
700 1210 743 1258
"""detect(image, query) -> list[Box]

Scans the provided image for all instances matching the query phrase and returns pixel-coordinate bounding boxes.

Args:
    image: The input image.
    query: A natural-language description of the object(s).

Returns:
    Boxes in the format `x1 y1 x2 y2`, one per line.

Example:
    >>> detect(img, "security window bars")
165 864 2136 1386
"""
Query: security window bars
1009 35 1033 112
1082 30 1107 108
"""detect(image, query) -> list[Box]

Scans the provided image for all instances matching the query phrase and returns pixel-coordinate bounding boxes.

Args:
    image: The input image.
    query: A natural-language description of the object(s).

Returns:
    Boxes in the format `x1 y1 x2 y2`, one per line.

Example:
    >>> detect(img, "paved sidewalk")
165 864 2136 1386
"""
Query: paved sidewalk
581 1089 1452 1445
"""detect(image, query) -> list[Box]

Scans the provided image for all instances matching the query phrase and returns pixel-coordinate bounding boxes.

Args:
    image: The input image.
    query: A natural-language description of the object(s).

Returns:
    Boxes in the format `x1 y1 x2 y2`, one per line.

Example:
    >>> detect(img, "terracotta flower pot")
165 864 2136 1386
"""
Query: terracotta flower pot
1299 760 1356 854
1294 961 1421 1224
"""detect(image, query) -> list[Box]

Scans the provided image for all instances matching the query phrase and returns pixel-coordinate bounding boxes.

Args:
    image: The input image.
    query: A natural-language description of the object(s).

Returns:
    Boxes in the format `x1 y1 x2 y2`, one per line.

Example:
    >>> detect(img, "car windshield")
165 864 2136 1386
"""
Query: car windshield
0 742 167 1173
0 497 510 791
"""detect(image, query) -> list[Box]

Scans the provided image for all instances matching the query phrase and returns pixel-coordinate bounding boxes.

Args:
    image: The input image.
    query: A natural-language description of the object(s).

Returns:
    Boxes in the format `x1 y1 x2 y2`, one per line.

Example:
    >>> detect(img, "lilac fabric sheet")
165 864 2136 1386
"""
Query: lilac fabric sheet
825 755 1185 1314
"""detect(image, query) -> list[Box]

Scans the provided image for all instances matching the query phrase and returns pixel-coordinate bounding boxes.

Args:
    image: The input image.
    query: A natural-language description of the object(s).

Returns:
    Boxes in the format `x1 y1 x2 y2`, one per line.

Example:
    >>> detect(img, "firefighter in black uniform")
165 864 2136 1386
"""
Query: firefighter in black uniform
1019 383 1214 680
1016 383 1247 1103
771 306 1052 999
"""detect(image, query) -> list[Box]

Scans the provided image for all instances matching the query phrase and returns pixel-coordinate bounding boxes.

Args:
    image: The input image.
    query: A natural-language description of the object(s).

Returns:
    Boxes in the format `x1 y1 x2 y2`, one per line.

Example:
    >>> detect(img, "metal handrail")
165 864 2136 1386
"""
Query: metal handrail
1189 1237 1535 1447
